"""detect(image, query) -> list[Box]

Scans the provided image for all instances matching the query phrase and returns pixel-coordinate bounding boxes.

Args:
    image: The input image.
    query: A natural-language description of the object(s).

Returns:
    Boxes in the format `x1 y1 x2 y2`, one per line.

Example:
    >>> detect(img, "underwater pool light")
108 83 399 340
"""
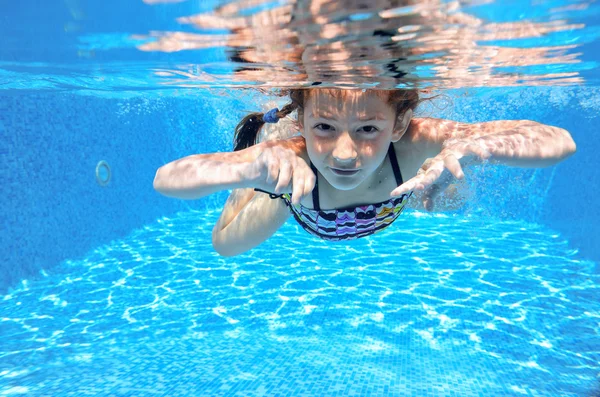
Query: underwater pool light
95 160 111 186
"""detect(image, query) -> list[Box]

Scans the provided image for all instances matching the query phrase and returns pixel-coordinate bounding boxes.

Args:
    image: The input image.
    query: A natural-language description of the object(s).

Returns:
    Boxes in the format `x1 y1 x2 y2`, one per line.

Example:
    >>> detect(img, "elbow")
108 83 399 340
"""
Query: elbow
211 229 241 257
566 134 577 157
535 122 577 161
212 243 238 258
153 167 177 197
153 167 165 193
559 128 577 160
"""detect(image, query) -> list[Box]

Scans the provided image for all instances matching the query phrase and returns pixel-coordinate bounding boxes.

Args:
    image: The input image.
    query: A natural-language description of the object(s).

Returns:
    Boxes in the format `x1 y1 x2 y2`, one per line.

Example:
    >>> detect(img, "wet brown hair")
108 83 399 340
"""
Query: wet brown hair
233 88 421 151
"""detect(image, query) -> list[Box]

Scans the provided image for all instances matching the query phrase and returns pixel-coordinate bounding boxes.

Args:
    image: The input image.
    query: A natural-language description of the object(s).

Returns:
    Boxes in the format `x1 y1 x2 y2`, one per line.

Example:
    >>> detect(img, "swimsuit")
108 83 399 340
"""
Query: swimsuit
255 143 412 241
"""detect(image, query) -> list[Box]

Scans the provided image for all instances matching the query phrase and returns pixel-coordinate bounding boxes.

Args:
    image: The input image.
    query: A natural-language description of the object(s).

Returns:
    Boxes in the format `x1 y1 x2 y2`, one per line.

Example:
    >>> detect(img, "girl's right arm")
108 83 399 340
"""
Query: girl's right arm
154 136 315 257
153 136 312 201
153 148 258 200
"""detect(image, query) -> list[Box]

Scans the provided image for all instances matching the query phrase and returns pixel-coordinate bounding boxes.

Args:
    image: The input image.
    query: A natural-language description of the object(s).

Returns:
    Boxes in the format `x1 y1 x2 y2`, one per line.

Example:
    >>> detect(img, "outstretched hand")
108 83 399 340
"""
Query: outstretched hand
390 139 492 211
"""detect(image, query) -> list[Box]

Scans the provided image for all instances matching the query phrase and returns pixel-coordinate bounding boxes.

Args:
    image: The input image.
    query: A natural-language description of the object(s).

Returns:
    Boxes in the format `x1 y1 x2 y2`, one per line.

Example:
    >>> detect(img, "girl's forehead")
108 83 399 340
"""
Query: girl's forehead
307 89 388 102
305 90 392 115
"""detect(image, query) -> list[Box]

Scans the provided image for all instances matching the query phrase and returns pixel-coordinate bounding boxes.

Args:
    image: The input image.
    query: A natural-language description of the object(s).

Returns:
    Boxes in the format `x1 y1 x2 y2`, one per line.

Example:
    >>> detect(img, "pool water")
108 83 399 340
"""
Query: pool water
2 210 598 396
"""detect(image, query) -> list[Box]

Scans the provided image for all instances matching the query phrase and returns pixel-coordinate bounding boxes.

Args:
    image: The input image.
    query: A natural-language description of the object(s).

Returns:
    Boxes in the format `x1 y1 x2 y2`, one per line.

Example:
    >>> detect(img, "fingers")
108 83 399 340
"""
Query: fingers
422 152 466 185
258 148 316 205
303 170 316 202
423 196 434 212
391 181 414 197
292 162 316 205
421 171 454 211
280 157 316 206
291 161 304 205
422 182 444 212
266 156 280 184
470 142 492 161
411 162 444 192
274 159 292 194
455 140 492 162
443 153 464 180
391 153 463 198
391 142 488 200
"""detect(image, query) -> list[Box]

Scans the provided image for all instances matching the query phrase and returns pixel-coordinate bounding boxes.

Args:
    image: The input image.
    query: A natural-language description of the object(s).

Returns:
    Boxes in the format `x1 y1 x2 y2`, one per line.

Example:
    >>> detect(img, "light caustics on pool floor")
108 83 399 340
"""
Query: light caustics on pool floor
1 210 599 396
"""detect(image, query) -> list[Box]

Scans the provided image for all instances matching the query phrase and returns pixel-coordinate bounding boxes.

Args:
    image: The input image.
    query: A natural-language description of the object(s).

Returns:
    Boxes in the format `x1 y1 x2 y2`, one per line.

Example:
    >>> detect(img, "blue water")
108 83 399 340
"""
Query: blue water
2 0 600 396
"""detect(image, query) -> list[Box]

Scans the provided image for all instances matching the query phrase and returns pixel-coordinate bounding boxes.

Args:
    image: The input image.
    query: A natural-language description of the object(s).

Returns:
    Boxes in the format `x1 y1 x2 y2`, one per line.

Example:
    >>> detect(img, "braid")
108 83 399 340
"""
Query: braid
277 102 298 119
232 113 262 152
233 102 299 151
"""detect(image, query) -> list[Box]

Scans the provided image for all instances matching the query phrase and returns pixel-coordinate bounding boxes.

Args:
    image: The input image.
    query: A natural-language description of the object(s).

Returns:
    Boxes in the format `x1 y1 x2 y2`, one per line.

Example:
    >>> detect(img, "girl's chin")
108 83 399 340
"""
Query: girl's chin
325 173 365 191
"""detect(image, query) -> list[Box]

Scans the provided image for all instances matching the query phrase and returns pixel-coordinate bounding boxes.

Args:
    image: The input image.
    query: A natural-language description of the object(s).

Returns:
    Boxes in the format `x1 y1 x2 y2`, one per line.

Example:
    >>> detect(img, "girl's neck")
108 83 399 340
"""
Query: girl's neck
316 154 391 206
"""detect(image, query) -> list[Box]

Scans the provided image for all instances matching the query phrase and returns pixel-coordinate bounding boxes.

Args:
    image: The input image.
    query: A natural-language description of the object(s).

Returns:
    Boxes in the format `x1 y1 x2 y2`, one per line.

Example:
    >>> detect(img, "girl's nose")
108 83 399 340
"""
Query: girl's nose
331 132 358 163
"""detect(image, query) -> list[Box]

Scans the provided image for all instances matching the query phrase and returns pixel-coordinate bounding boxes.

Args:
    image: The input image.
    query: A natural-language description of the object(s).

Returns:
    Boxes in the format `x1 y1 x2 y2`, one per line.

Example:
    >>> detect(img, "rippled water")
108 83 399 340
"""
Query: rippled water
2 0 600 92
2 210 599 396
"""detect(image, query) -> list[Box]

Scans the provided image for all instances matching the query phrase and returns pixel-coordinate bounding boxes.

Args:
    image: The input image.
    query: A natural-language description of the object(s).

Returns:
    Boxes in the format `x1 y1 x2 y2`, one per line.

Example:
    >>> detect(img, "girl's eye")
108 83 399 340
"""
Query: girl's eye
314 123 334 131
359 125 379 133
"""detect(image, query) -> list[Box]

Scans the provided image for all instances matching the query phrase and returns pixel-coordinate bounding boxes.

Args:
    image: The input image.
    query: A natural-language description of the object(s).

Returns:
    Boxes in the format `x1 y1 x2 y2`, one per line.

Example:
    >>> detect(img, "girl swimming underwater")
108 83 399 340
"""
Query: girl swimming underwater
153 88 576 256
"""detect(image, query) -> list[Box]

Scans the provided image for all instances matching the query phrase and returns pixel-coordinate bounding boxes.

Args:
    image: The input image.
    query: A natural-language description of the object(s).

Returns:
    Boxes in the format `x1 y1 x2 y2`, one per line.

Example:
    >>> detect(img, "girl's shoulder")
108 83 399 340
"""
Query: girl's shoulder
393 140 440 182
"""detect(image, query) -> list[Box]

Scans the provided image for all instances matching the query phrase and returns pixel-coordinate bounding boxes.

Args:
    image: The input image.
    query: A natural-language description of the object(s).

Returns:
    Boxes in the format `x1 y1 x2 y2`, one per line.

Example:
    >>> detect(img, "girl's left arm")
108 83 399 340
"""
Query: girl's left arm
392 118 577 208
404 117 577 168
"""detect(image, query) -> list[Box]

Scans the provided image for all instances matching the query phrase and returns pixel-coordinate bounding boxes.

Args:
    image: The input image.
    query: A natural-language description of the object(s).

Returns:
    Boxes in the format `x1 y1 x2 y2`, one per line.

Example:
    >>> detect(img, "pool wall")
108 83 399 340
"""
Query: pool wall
1 87 598 292
0 92 240 291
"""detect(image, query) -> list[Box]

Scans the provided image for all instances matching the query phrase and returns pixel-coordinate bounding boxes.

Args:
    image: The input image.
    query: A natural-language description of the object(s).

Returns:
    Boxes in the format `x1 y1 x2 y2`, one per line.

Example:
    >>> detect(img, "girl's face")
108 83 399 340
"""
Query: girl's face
300 90 411 191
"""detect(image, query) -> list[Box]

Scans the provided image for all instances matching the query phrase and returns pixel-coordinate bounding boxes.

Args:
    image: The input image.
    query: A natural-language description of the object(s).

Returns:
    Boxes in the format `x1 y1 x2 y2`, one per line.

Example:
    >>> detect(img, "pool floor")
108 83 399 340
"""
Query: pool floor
1 210 599 396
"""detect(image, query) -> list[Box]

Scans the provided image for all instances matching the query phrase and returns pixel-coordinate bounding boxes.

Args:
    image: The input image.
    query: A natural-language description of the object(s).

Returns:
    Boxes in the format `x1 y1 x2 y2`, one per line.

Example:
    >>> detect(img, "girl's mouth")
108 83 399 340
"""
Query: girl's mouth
330 168 360 176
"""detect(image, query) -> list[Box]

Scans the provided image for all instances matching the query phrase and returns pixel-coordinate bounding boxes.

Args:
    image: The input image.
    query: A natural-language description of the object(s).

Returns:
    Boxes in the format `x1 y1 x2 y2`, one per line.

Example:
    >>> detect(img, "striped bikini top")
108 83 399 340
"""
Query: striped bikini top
255 143 412 241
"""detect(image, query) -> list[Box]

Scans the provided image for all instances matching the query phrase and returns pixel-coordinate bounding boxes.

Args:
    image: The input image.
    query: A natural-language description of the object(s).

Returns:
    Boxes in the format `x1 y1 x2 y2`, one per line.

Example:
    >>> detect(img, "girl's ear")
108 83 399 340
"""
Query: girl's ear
391 109 413 142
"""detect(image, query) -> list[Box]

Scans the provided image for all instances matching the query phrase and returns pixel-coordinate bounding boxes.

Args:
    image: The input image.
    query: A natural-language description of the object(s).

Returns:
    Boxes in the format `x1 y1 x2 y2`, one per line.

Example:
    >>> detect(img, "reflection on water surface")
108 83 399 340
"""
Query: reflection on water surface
136 0 593 89
1 0 598 91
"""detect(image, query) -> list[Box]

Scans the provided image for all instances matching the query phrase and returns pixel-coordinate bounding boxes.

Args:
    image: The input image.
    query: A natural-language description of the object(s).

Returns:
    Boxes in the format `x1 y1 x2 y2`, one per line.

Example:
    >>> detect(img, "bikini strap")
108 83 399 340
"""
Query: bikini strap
253 188 284 200
310 162 321 211
388 143 404 186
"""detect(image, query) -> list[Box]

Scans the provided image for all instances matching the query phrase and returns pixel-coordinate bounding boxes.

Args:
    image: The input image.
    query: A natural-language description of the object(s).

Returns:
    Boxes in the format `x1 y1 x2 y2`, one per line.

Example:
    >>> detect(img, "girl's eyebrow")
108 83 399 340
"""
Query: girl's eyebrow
309 112 336 120
309 112 387 122
357 114 386 122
